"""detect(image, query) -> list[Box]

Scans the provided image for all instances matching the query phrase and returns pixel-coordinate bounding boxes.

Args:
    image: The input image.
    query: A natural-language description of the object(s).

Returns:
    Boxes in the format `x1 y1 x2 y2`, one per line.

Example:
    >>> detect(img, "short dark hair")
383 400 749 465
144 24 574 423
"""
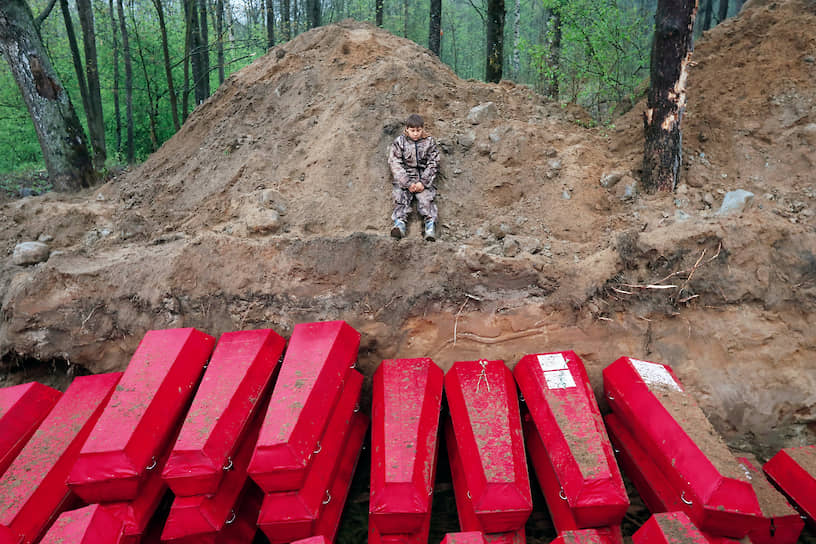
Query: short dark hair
406 114 424 128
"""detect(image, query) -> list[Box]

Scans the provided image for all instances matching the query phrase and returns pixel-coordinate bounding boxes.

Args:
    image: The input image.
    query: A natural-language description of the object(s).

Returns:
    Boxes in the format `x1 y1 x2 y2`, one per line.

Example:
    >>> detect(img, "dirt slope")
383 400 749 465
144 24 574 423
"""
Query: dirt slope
1 1 815 460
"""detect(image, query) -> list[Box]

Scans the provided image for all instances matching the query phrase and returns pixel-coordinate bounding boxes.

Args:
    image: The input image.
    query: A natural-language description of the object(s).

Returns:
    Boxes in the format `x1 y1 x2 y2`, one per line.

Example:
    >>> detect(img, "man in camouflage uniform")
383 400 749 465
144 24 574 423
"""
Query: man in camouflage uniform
388 114 440 241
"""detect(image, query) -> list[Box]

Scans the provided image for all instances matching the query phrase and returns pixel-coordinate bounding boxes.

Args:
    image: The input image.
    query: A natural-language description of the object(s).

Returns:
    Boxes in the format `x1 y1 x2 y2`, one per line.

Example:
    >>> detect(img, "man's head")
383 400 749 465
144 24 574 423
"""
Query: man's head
406 114 424 141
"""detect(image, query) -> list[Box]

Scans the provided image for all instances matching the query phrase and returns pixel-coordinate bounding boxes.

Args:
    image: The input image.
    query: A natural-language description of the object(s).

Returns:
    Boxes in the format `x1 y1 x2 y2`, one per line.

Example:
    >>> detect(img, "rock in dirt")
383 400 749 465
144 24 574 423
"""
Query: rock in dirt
12 242 50 266
717 189 755 215
600 172 624 188
467 102 498 124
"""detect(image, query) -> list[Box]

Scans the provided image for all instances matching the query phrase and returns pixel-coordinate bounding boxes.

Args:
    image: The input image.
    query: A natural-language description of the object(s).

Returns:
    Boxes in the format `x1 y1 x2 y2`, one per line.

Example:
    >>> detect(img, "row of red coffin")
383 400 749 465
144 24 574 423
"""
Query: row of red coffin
0 321 813 544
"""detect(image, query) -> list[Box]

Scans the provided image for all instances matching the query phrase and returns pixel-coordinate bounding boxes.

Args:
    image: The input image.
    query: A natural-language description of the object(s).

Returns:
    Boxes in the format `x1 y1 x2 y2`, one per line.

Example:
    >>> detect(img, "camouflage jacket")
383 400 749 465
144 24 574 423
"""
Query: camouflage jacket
388 133 440 190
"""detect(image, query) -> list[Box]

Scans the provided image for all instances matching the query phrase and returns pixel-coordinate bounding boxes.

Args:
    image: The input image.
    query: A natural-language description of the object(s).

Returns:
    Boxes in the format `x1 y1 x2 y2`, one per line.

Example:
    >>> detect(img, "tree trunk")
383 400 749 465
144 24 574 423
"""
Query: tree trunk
511 0 520 78
183 0 193 119
549 9 561 98
107 0 121 153
131 13 158 152
701 0 712 31
642 0 698 193
428 0 441 55
717 0 728 23
59 0 90 119
282 0 291 40
486 0 505 83
308 0 320 29
116 0 134 163
375 0 383 27
216 0 224 83
153 0 179 130
197 0 210 99
76 0 106 168
403 0 408 37
0 0 95 191
266 0 275 49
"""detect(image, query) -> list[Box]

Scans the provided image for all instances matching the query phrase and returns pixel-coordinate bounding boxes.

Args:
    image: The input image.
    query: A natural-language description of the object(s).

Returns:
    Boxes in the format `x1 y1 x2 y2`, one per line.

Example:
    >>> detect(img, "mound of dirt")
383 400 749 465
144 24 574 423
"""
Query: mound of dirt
1 3 815 459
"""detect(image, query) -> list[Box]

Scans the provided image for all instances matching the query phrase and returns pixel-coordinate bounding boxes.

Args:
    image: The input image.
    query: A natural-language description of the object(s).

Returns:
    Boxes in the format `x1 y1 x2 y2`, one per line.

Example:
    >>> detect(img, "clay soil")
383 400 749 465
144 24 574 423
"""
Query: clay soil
1 0 815 532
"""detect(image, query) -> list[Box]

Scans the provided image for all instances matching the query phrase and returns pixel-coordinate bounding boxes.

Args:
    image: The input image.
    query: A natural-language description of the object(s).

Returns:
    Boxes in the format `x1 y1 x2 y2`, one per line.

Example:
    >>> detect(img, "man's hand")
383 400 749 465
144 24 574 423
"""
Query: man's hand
409 182 425 193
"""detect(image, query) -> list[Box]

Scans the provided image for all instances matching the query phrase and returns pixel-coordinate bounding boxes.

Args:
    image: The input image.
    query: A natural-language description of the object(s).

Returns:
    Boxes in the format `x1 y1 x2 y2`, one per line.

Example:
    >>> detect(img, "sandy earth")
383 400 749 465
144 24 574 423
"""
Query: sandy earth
1 0 814 481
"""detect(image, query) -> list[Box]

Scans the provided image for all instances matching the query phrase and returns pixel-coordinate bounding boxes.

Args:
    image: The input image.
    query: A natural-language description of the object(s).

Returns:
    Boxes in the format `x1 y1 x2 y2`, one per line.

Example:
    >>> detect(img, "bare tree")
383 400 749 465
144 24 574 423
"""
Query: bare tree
0 0 95 190
429 0 441 56
116 0 134 163
486 0 505 82
76 0 106 168
642 0 698 192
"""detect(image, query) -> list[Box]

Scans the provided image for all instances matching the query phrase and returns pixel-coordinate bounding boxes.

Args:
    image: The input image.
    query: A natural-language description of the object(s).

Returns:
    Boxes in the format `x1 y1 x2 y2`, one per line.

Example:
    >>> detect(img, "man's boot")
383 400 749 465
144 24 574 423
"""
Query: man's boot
391 219 406 239
423 219 436 241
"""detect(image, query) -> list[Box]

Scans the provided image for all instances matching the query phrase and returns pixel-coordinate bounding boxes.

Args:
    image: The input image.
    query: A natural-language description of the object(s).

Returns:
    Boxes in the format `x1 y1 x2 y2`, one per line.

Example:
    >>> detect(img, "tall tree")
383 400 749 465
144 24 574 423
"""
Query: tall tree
0 0 95 190
375 0 383 27
717 0 728 23
59 0 90 121
152 0 180 130
216 0 224 84
282 0 291 40
547 7 561 97
197 0 210 97
266 0 275 49
116 0 134 163
486 0 505 82
107 0 121 153
76 0 106 168
429 0 441 55
701 0 713 30
642 0 698 192
307 0 320 28
511 0 520 77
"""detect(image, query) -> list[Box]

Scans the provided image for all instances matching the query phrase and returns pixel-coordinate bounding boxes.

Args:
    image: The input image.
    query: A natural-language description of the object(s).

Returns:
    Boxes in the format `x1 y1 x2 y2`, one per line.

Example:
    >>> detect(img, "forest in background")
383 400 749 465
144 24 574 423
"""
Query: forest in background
0 0 742 182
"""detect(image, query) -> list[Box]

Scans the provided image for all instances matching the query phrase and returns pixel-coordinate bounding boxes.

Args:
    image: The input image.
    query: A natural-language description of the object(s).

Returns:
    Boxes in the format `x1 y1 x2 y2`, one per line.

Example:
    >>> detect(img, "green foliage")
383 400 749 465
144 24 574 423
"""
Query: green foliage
0 0 658 178
525 0 652 120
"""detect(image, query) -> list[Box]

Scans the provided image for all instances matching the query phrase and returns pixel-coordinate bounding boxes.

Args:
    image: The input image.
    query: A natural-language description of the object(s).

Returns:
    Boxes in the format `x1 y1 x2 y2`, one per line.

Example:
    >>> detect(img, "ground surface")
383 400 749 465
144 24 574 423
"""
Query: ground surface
1 1 815 538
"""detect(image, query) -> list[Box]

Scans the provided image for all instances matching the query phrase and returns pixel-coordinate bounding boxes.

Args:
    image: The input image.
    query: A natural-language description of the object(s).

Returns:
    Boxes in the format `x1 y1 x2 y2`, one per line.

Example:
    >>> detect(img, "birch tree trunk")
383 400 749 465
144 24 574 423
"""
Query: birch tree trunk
0 0 95 191
642 0 698 192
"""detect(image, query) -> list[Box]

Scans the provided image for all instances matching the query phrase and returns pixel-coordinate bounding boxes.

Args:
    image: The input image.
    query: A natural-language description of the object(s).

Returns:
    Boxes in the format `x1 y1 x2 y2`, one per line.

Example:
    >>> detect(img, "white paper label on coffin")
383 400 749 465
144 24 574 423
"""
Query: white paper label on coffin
544 369 576 389
631 359 681 391
537 353 569 372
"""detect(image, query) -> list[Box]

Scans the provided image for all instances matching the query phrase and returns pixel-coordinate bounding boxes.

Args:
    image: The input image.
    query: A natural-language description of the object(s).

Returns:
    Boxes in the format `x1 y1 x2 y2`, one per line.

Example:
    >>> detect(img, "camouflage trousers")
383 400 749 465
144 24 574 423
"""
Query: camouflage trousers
391 183 438 223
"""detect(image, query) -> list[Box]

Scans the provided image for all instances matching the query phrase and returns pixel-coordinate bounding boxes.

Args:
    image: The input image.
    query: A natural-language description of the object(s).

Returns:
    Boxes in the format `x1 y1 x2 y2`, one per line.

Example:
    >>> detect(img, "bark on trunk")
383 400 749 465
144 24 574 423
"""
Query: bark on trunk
107 0 121 153
0 0 95 191
308 0 320 29
59 0 90 118
428 0 441 56
116 0 134 163
717 0 728 23
216 0 224 84
182 0 193 119
197 0 210 98
642 0 698 192
266 0 275 49
486 0 505 83
76 0 106 168
548 8 561 98
511 0 520 78
153 0 179 130
282 0 290 40
701 0 712 30
375 0 383 27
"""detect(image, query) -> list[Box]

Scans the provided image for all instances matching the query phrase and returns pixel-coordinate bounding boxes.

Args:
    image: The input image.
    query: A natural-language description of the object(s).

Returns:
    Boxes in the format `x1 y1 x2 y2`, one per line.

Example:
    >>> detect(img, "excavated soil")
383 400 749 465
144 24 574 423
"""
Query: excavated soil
1 0 815 474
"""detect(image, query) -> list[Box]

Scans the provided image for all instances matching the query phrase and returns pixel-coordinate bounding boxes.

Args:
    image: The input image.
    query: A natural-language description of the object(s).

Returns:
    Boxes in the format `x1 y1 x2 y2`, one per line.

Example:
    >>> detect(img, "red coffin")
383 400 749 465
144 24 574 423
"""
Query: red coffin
483 527 526 543
0 372 122 544
249 320 360 492
763 445 816 526
441 533 489 544
102 422 182 544
291 536 329 544
0 382 61 477
160 389 269 542
310 413 369 543
735 455 804 544
164 329 285 497
445 360 532 534
368 514 430 544
69 328 216 503
550 528 624 544
212 482 262 544
370 358 443 535
257 370 363 543
514 352 628 528
603 357 762 536
39 504 124 544
633 512 710 544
